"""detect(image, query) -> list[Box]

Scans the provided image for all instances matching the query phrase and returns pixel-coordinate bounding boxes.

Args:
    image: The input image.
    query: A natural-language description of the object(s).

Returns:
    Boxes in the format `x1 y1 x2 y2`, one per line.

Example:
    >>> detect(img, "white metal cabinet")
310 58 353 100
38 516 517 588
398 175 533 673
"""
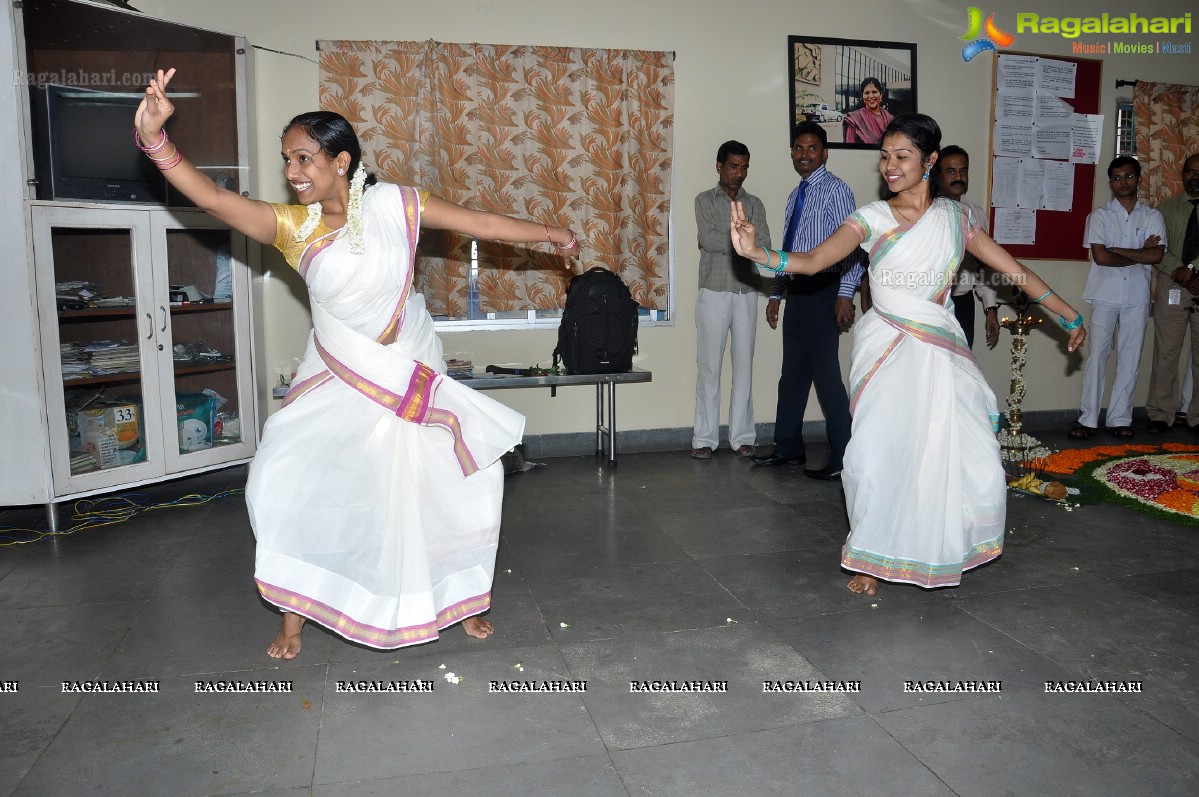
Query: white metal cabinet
31 204 256 501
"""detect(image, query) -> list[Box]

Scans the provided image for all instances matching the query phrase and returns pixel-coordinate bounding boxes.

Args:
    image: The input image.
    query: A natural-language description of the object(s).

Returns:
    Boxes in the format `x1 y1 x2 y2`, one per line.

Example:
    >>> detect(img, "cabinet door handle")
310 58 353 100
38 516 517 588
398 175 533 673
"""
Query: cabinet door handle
159 305 168 332
145 312 154 339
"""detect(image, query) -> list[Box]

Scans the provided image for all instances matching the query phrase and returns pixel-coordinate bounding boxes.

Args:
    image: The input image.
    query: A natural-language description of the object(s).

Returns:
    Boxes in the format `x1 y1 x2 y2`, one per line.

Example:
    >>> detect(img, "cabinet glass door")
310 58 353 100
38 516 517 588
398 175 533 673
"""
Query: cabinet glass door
153 212 256 471
32 206 165 492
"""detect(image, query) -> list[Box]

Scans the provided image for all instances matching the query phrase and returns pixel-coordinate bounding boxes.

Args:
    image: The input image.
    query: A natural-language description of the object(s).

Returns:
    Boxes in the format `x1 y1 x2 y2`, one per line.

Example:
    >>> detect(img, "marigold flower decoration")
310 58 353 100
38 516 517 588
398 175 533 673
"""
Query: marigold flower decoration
1041 443 1199 475
1089 452 1199 520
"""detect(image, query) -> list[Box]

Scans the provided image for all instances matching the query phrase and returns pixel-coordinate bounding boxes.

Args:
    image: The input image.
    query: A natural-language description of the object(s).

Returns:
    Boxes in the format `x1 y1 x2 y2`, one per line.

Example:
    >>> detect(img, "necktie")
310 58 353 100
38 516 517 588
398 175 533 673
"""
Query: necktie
782 181 809 250
1182 198 1199 266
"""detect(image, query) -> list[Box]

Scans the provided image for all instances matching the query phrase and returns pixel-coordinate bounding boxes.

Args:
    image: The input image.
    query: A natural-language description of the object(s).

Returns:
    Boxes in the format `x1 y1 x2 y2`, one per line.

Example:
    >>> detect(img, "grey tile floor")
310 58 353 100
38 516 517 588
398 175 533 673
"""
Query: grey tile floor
2 435 1198 796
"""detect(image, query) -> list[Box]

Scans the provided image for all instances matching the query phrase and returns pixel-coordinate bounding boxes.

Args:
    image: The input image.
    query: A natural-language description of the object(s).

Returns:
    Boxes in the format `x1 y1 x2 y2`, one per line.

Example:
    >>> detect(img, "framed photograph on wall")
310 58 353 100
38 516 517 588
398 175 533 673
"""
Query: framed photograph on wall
788 36 918 148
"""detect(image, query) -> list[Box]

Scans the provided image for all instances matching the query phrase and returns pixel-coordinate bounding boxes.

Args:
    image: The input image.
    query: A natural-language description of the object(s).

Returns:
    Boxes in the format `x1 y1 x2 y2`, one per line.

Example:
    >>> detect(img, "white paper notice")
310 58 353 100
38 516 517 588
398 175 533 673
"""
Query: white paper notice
994 121 1034 158
997 90 1035 122
1037 59 1077 98
1033 123 1072 160
1035 93 1074 123
998 54 1038 91
1042 161 1075 211
1017 159 1046 209
1070 114 1104 164
994 208 1037 245
991 156 1021 208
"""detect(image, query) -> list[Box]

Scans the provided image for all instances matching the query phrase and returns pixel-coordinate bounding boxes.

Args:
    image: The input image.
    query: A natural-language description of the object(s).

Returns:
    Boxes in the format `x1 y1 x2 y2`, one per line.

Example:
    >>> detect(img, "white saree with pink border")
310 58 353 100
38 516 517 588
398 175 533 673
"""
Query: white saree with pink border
839 198 1005 588
247 184 524 648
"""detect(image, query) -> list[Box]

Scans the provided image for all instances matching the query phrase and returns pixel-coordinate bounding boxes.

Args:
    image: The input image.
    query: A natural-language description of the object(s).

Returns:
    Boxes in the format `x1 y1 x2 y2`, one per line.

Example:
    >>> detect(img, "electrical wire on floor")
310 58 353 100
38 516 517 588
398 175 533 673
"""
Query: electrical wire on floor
0 489 245 546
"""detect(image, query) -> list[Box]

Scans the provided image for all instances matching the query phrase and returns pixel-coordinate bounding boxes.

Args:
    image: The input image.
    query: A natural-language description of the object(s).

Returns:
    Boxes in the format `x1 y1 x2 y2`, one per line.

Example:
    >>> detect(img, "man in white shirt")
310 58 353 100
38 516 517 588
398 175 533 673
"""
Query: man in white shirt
936 145 999 349
1070 156 1167 439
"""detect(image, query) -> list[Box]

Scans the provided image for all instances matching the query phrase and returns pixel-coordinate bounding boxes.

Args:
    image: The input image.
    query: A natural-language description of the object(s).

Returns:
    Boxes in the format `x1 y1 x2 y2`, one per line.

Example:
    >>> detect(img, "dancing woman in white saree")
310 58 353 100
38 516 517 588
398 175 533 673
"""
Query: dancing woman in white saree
135 69 577 658
731 114 1086 595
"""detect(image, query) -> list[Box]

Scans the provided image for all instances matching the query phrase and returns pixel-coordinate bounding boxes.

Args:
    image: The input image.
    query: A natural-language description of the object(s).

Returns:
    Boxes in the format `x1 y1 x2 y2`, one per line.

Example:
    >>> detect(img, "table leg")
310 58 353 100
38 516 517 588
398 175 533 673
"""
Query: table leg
45 502 59 532
595 383 604 458
607 381 617 468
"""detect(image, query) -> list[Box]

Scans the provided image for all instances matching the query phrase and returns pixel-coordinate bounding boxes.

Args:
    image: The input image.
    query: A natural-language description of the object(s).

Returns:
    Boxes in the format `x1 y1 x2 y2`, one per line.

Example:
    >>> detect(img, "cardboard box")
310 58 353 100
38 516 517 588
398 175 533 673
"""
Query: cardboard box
77 400 142 469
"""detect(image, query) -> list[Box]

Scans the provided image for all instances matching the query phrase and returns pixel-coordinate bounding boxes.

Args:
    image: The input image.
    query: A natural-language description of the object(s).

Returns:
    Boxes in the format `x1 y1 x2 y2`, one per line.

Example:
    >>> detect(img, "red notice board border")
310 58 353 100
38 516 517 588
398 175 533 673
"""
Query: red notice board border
986 51 1102 262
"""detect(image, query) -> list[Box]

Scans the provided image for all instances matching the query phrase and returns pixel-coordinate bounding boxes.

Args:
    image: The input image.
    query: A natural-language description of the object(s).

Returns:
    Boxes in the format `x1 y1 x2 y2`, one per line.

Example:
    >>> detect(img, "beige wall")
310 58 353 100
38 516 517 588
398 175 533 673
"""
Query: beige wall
141 0 1199 436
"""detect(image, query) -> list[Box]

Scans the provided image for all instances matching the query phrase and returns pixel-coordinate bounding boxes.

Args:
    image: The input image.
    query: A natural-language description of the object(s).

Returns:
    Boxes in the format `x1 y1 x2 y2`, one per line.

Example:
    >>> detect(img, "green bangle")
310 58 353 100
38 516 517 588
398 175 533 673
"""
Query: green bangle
1059 312 1083 330
1032 289 1054 303
760 247 773 270
773 249 789 273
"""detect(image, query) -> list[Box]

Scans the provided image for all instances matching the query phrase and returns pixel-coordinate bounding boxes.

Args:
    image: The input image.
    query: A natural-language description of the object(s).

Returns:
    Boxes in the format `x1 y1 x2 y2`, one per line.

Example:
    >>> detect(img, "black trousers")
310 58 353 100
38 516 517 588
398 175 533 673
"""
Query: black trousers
951 291 976 350
771 278 851 468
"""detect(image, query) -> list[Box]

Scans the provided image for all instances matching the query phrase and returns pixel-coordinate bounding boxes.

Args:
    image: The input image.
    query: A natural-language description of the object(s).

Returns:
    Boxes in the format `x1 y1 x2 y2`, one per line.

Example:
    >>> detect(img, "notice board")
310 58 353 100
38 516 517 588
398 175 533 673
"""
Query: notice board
986 51 1102 261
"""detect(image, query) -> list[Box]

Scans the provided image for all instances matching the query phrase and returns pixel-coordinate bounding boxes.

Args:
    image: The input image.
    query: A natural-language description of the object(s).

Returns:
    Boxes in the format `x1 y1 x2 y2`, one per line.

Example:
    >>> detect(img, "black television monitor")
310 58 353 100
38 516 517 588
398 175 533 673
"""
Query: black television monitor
42 84 167 204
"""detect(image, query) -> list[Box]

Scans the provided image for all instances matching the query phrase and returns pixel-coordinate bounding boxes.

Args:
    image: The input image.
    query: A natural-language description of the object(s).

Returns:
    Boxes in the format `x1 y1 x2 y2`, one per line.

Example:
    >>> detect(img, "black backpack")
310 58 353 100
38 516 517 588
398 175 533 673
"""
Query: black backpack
553 267 639 374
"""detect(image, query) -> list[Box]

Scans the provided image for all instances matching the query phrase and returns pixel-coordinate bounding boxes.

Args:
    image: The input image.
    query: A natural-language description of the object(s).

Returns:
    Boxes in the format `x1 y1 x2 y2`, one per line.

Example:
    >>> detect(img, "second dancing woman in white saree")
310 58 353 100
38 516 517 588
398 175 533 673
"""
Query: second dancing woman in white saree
730 114 1086 595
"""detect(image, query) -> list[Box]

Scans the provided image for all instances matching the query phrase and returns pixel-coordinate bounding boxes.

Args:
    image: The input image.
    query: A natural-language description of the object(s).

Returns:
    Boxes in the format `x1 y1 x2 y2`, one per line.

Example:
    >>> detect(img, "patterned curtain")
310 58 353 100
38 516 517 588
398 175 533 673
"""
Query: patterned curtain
1133 81 1199 205
317 40 674 314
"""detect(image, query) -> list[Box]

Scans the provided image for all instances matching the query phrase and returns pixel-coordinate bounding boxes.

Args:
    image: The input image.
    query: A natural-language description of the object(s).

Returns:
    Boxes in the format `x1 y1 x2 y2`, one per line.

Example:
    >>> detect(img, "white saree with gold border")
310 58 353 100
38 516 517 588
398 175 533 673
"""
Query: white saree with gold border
247 183 524 647
840 198 1005 588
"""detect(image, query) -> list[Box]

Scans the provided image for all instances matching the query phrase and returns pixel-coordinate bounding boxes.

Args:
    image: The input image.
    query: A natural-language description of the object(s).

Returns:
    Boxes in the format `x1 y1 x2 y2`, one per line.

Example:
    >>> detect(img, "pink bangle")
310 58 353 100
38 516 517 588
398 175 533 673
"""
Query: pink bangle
543 223 553 244
133 128 169 154
556 230 578 251
153 150 184 171
146 144 178 162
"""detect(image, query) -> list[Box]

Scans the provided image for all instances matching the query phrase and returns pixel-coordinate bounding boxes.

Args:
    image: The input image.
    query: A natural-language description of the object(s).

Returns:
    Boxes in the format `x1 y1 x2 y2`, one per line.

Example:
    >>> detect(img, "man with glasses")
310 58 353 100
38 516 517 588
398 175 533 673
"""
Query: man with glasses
1070 156 1166 440
1145 153 1199 433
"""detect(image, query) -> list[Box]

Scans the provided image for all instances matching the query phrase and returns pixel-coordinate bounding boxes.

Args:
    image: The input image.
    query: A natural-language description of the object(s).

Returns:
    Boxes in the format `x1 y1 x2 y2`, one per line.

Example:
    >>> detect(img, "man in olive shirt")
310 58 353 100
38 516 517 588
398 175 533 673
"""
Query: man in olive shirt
1146 153 1199 432
692 141 771 459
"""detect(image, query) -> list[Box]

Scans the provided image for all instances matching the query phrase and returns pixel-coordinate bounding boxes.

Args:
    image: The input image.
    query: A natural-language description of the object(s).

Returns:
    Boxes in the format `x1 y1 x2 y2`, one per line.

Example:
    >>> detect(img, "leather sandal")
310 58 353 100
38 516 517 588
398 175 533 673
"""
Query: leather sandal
690 447 713 460
1106 425 1134 439
1068 423 1096 440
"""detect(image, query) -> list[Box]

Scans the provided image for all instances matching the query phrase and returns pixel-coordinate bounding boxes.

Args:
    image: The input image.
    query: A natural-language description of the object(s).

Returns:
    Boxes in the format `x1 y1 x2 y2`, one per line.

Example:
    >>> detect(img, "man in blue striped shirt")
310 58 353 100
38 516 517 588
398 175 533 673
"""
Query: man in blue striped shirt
753 122 866 480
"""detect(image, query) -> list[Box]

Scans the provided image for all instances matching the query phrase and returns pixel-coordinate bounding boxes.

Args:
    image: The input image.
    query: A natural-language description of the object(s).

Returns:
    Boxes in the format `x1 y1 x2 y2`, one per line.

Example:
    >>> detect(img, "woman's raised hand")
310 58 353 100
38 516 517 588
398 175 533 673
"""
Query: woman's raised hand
134 68 177 142
729 201 759 260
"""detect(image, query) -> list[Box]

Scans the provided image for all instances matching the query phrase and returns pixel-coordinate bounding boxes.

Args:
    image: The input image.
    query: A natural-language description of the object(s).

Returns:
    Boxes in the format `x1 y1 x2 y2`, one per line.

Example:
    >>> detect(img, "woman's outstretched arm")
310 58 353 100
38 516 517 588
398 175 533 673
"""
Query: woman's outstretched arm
730 200 860 275
966 229 1086 352
421 196 576 256
134 68 276 244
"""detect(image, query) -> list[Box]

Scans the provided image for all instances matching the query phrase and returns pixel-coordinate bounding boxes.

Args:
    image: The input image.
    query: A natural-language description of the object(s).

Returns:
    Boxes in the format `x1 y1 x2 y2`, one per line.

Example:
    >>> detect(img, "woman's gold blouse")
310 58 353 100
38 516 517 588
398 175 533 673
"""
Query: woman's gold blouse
269 189 430 269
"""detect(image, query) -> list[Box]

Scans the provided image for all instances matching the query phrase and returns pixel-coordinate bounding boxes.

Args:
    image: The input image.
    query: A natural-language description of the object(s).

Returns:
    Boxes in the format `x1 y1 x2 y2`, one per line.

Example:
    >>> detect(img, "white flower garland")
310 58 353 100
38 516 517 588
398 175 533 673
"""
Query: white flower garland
291 164 367 255
345 165 366 255
293 201 322 245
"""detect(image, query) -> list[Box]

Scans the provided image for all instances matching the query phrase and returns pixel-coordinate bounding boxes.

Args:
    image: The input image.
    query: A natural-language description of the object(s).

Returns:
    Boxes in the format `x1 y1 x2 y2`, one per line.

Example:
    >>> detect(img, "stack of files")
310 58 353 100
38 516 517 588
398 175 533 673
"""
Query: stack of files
61 343 91 377
55 281 134 309
88 344 140 373
59 340 140 379
55 280 101 300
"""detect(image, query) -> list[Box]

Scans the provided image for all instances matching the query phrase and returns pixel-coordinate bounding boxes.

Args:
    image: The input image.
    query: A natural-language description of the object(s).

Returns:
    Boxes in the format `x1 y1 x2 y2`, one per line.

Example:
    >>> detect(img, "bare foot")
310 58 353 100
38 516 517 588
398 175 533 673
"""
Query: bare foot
847 574 879 595
267 613 305 659
462 616 493 639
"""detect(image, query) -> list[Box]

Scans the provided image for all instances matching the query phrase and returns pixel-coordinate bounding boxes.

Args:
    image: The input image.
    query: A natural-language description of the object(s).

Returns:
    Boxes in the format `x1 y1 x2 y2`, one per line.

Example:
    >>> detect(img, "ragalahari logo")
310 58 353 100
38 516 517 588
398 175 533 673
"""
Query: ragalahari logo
960 7 1015 62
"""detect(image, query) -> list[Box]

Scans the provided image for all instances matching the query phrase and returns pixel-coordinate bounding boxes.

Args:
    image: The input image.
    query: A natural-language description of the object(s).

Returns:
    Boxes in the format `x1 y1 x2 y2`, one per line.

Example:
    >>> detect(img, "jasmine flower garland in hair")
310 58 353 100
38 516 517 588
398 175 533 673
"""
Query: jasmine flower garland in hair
345 165 366 254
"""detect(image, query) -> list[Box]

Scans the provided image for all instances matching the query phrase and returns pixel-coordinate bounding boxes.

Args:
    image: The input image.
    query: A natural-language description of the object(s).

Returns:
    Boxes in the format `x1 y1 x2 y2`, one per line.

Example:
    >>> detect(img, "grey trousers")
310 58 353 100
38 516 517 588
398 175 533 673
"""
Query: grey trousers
1147 275 1199 425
